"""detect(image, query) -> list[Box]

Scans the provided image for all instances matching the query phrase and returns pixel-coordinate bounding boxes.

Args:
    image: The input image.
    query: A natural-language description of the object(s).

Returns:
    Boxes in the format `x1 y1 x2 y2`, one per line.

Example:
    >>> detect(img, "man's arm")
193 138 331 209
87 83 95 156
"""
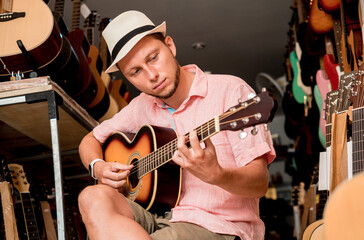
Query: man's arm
79 131 133 190
172 130 269 198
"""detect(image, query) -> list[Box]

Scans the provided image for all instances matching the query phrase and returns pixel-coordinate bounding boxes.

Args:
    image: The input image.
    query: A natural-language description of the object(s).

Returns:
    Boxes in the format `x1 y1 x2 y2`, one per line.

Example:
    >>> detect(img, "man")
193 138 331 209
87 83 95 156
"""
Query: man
78 10 275 240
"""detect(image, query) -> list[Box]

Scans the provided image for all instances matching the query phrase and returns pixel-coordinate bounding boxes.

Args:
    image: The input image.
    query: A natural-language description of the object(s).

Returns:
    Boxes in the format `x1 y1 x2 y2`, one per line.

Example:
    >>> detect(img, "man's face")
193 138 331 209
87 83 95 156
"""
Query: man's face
117 35 180 99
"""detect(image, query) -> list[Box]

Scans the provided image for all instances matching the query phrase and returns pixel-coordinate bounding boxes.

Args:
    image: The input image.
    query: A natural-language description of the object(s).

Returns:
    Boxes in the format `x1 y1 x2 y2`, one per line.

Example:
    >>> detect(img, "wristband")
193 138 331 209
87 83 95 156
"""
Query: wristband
89 159 105 180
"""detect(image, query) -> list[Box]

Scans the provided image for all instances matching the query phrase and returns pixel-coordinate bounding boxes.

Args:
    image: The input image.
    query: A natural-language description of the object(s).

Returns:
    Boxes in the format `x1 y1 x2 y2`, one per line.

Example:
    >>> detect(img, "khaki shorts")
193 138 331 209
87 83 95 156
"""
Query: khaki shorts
126 198 239 240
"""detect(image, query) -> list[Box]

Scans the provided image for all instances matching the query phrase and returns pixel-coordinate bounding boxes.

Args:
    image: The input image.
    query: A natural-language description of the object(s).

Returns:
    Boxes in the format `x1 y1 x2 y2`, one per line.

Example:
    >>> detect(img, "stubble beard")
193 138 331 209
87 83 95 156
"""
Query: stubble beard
151 59 180 100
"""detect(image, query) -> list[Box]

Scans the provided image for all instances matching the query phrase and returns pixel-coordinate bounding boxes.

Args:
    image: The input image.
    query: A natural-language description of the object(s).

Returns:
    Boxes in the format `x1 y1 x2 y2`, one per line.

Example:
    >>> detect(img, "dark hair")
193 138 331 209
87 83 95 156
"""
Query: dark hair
150 32 166 43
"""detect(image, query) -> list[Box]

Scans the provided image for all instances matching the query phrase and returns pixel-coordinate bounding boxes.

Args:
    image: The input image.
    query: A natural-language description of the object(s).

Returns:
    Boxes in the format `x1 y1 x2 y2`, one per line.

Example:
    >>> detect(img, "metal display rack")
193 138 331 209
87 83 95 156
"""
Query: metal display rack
0 77 98 239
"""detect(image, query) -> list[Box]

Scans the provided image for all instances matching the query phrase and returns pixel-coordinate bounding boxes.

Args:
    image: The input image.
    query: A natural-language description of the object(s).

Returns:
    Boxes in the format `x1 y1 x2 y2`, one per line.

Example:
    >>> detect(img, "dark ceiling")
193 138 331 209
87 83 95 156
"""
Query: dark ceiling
48 0 293 90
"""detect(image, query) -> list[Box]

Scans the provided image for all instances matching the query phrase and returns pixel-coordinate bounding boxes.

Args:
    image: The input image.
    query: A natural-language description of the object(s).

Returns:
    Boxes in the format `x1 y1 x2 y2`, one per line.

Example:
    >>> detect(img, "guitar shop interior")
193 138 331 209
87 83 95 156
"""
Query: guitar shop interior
0 0 362 239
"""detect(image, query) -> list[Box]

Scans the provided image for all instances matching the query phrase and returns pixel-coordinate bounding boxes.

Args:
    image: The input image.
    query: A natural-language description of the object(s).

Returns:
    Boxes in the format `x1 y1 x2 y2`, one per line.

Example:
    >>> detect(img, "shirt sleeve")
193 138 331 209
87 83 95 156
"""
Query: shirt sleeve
93 97 141 143
225 83 276 167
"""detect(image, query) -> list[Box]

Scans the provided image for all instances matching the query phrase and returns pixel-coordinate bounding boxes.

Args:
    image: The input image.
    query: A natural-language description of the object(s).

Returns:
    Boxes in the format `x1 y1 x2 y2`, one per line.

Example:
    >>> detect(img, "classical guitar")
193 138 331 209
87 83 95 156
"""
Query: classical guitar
102 91 276 214
323 70 364 240
8 163 41 240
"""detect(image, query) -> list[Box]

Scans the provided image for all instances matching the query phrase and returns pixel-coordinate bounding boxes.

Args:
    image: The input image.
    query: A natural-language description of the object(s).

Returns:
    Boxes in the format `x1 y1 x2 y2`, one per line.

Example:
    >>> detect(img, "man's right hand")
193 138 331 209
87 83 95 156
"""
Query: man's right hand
94 161 134 192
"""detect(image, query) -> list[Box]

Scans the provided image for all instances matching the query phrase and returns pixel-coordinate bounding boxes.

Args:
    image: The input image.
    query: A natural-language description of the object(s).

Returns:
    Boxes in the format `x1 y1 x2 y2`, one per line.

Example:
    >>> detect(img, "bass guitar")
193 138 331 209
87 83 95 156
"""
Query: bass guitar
102 91 276 214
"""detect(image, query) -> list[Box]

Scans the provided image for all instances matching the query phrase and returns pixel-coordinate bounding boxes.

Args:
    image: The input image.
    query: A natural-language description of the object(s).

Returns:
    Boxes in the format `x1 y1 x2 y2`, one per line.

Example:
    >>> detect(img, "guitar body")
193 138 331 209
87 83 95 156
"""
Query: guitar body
87 45 110 120
66 29 99 116
319 0 340 12
324 172 364 239
103 125 182 214
109 78 129 109
0 0 81 89
302 219 324 240
309 0 334 34
290 51 306 104
323 54 339 90
0 0 61 73
316 70 332 141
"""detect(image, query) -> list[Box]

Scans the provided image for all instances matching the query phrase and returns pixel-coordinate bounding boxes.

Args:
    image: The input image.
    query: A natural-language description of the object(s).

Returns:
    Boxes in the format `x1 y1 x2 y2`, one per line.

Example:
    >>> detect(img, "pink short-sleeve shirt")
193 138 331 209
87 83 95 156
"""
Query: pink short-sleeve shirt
93 65 276 240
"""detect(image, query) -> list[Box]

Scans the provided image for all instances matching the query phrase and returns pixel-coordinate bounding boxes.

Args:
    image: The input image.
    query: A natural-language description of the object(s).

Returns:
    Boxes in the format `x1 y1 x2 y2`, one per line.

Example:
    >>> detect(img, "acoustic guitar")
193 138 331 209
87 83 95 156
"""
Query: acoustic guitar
0 0 79 94
102 91 276 214
8 163 41 240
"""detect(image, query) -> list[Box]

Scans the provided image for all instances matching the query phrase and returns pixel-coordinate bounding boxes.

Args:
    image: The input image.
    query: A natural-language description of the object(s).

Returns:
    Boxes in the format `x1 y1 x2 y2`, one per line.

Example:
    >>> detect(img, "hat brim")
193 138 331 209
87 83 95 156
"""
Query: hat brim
105 21 166 74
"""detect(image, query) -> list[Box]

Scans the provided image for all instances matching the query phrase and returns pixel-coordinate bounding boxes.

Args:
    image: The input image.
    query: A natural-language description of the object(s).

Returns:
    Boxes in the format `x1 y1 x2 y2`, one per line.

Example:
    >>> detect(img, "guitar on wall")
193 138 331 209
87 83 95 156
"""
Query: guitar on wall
102 91 276 214
8 163 41 240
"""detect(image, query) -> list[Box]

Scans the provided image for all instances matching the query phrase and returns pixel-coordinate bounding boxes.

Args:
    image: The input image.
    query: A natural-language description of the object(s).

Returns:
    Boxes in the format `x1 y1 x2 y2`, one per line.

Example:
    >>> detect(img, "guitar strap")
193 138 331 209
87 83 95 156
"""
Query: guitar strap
330 111 348 192
0 181 19 240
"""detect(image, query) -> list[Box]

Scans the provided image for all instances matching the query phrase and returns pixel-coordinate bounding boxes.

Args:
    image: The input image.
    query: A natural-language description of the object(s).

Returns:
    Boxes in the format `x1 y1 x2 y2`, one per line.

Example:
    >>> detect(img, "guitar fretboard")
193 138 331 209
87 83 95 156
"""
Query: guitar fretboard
71 0 81 31
352 106 364 175
135 118 218 178
54 0 65 17
20 192 40 240
326 124 332 148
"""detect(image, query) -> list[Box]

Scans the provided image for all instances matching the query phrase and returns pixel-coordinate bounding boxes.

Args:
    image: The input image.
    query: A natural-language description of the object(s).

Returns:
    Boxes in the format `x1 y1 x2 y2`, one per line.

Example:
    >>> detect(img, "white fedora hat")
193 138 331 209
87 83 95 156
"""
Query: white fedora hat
102 10 166 73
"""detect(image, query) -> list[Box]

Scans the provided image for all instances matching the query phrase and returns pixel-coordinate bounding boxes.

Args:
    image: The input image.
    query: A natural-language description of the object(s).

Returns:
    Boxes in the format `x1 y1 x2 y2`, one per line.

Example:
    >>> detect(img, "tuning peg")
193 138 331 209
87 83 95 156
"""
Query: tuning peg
239 129 248 139
264 124 269 131
251 126 258 135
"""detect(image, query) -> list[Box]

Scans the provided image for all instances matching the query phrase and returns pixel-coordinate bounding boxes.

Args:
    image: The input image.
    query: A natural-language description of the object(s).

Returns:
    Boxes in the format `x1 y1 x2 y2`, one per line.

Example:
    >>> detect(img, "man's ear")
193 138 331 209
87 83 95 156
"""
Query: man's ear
164 36 177 56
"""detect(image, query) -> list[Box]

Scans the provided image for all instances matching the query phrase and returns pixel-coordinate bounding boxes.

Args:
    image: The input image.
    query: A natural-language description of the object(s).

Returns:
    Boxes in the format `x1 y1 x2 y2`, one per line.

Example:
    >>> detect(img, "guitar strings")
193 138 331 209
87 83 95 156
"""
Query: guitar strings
128 97 259 177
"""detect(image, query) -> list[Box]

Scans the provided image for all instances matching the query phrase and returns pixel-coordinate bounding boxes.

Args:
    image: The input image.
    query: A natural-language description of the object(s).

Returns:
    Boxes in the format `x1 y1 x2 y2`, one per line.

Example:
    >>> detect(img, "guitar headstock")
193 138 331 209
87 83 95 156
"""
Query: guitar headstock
219 90 277 133
8 163 30 193
349 70 364 109
84 10 100 29
336 71 357 112
324 90 339 125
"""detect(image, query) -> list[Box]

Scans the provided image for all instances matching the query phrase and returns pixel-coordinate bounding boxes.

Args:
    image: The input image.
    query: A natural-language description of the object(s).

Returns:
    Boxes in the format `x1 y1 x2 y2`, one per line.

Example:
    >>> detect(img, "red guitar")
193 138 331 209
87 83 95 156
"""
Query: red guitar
102 91 276 214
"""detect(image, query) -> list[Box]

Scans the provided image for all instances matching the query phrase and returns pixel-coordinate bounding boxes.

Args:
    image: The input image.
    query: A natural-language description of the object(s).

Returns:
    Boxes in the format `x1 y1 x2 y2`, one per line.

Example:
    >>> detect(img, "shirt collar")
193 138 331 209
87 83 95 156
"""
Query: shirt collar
153 64 208 108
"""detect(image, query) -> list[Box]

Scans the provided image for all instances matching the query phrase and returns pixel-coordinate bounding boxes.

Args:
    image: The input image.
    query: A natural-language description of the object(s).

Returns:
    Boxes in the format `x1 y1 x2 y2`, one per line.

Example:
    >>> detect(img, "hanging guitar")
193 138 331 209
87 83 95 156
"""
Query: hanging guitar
102 91 276 214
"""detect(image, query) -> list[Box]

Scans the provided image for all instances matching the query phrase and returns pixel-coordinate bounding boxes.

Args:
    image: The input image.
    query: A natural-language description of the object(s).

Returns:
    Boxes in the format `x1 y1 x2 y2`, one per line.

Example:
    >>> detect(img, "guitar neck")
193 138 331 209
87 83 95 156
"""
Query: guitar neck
20 192 40 240
53 0 65 17
352 106 364 175
71 0 81 31
137 117 220 178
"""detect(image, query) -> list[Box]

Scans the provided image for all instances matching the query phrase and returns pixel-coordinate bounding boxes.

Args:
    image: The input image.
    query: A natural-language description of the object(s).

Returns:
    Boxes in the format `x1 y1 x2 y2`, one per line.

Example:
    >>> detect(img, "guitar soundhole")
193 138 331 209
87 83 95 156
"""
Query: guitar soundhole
128 158 139 189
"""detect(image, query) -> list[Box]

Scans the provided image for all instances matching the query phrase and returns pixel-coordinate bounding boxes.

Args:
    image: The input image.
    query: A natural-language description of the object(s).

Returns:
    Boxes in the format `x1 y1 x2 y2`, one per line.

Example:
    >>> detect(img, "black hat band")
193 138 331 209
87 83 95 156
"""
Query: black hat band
111 25 155 60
